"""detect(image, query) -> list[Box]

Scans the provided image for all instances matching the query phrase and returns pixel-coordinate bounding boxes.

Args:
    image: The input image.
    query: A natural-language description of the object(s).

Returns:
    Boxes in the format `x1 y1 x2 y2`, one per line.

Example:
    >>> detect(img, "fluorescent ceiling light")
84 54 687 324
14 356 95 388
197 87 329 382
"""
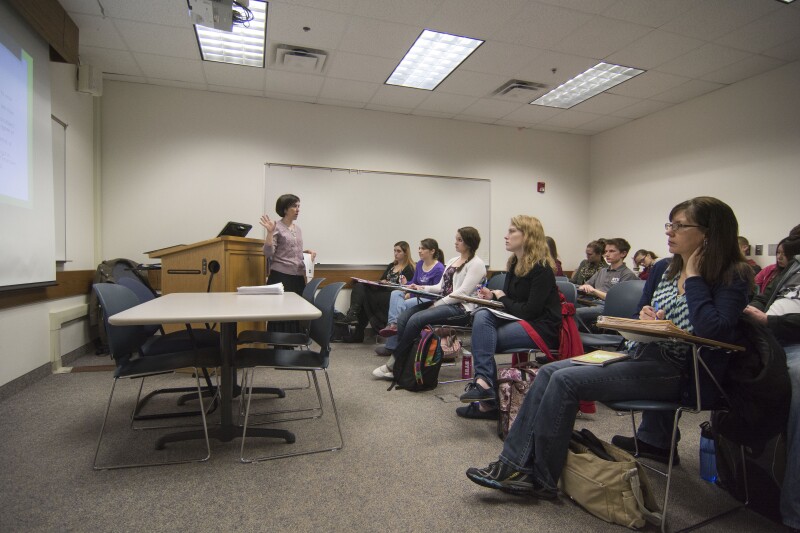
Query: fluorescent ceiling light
194 1 267 68
531 62 644 109
386 30 483 90
775 0 795 4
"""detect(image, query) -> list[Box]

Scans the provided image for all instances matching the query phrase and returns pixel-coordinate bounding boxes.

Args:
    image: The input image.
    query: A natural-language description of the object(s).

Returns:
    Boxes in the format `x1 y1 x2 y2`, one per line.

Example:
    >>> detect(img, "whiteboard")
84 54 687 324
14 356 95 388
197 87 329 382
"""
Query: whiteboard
263 164 491 266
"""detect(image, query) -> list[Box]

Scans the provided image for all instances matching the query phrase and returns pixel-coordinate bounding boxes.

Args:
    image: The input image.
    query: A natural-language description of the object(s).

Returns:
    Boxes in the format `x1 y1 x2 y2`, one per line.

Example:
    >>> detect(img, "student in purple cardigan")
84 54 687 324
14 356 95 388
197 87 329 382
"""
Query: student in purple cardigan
261 193 316 333
375 238 445 356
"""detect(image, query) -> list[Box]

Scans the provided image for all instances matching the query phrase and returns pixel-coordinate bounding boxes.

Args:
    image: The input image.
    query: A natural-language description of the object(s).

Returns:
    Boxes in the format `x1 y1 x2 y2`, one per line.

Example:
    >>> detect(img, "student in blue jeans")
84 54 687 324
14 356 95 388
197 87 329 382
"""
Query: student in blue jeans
467 197 751 497
456 215 561 419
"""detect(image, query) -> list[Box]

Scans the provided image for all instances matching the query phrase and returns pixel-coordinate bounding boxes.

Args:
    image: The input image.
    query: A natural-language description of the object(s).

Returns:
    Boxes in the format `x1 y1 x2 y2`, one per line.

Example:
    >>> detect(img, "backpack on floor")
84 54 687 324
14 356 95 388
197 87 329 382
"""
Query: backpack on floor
496 363 538 439
391 326 443 392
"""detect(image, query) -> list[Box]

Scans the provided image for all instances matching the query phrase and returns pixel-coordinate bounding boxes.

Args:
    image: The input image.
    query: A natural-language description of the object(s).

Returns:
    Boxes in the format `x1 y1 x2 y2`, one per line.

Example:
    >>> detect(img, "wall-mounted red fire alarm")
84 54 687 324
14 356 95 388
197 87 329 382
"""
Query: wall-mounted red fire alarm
537 181 545 193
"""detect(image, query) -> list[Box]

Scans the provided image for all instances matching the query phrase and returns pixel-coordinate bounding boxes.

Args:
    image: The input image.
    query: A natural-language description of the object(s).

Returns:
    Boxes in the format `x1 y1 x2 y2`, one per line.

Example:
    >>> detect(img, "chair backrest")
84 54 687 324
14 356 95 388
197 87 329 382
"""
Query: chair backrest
302 277 326 304
309 282 345 353
487 272 506 290
602 280 646 318
116 276 157 303
93 283 148 360
555 276 569 282
557 280 577 305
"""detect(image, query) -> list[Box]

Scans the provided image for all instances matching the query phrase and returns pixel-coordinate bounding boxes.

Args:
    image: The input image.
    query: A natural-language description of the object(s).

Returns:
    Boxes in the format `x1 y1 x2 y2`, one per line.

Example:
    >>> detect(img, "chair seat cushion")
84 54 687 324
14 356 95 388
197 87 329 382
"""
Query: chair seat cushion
604 399 682 412
235 347 327 370
237 330 310 346
141 328 219 356
116 347 221 378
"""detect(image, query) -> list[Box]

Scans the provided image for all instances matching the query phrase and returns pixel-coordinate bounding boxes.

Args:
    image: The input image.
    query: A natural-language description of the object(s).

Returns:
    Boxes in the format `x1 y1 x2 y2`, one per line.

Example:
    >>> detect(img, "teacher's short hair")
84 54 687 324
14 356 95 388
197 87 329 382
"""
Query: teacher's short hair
275 194 300 217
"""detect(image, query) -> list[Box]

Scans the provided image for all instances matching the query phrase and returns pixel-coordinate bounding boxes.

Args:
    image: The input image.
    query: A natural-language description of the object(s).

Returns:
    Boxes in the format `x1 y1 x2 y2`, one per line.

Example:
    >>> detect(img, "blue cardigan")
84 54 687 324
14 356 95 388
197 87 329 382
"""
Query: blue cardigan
634 258 749 346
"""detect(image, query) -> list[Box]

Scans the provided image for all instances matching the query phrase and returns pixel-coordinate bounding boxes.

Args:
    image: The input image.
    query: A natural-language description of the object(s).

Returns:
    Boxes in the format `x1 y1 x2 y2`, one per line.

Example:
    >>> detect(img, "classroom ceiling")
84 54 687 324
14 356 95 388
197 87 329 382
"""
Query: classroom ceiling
59 0 800 135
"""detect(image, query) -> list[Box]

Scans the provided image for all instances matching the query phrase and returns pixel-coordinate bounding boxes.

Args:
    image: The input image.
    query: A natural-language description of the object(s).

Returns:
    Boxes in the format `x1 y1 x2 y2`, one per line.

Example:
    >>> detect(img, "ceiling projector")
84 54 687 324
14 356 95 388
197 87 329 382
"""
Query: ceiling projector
187 0 252 32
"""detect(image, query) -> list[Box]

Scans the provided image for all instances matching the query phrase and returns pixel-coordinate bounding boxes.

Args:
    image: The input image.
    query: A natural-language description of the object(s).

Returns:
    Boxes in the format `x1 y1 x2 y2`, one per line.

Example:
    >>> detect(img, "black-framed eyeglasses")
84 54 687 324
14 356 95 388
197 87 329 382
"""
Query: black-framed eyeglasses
665 222 703 232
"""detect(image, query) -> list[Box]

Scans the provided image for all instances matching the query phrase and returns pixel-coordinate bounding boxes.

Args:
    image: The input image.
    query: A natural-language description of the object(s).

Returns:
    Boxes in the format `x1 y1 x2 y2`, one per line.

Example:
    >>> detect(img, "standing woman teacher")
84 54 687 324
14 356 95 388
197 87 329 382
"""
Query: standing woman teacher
261 193 316 333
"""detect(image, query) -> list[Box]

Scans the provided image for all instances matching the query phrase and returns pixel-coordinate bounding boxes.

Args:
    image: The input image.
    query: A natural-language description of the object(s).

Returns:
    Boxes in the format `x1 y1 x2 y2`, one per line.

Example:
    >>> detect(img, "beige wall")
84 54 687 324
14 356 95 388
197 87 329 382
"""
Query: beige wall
590 60 800 265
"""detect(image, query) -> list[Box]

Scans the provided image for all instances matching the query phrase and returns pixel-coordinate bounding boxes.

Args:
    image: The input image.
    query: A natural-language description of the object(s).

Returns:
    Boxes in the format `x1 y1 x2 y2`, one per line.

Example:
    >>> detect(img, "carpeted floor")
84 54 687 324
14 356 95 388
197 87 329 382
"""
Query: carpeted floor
0 342 781 532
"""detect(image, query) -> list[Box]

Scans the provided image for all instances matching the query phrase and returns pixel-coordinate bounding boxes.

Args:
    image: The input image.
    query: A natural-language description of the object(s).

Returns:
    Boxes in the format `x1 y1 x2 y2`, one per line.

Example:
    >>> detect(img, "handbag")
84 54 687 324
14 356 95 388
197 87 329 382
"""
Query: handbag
496 363 538 440
435 327 462 362
560 428 662 530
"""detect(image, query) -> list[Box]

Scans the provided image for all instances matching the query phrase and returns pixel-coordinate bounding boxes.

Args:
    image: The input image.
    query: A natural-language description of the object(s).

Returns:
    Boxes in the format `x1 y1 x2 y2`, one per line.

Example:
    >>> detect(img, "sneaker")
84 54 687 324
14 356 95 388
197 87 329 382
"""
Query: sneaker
466 461 557 498
374 345 393 357
372 364 393 380
460 381 495 403
378 324 398 338
456 402 499 420
611 435 680 466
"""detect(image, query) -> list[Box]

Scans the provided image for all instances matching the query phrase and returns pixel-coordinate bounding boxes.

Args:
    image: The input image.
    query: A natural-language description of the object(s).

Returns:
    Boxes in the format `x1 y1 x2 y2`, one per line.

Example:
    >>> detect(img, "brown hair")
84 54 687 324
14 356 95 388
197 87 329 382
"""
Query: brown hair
275 194 300 217
393 241 414 272
420 238 445 263
456 227 481 272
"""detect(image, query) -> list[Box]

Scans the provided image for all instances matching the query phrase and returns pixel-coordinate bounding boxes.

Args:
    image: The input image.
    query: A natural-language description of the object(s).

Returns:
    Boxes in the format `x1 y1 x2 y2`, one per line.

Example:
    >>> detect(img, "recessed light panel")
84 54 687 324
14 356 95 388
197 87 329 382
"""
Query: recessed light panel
194 1 267 68
531 62 644 109
386 30 483 90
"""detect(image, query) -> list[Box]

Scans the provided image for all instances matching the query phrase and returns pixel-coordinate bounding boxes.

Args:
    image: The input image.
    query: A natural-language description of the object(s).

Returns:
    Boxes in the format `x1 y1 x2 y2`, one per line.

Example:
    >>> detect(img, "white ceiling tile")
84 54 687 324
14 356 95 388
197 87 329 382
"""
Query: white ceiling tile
513 51 598 89
319 78 380 102
714 8 800 55
208 85 265 97
451 114 498 125
700 55 785 85
763 38 800 63
493 3 593 49
428 0 529 38
436 70 508 97
411 109 457 120
460 98 522 119
651 79 725 104
101 0 191 27
277 0 359 14
113 20 199 59
315 98 367 109
351 0 444 26
263 91 317 104
78 46 144 77
61 0 103 17
571 93 641 114
415 92 478 114
267 3 350 50
601 0 695 27
337 17 421 59
552 16 651 59
204 62 267 90
134 53 207 84
661 0 781 41
607 70 688 98
148 78 208 91
368 85 430 108
612 99 671 119
542 109 603 128
325 52 396 83
364 103 414 114
578 114 631 132
502 104 562 124
537 0 619 15
265 70 325 96
605 30 704 70
657 43 752 79
461 41 545 78
70 13 128 49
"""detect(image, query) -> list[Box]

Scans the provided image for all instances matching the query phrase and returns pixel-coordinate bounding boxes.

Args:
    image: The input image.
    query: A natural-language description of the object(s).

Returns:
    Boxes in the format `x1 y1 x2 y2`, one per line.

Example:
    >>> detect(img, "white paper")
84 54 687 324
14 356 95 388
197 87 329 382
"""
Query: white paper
484 307 519 321
303 252 315 281
237 282 284 295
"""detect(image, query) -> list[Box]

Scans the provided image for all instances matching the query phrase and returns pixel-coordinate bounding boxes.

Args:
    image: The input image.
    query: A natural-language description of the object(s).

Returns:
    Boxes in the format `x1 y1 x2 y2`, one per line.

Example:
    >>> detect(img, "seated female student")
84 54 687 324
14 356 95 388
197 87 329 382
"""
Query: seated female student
466 196 751 497
456 216 561 420
754 238 789 294
632 249 658 280
338 242 415 343
546 236 564 277
375 239 445 356
570 240 607 285
372 227 486 379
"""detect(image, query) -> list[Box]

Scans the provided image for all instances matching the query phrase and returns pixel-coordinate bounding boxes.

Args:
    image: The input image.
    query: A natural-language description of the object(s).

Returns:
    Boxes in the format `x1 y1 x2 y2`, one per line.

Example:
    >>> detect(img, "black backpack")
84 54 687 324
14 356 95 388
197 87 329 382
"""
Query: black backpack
390 326 444 392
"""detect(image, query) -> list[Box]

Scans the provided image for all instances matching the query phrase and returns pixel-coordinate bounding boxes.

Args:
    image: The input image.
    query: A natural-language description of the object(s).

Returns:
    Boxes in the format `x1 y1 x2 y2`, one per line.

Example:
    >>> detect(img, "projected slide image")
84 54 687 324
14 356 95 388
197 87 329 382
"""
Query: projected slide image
0 30 32 205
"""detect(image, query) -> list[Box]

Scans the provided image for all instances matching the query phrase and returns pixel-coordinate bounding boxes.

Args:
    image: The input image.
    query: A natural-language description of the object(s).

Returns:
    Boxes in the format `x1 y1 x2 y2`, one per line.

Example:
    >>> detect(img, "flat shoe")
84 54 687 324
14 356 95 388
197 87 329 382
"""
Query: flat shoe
456 402 499 420
372 364 394 380
378 326 398 338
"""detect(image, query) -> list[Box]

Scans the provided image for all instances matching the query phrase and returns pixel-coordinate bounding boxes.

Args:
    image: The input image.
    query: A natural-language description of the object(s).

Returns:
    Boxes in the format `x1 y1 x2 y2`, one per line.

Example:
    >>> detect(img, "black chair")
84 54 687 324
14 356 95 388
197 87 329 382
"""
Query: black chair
235 282 345 462
114 277 220 423
604 345 748 532
92 283 221 470
579 280 645 351
556 280 577 305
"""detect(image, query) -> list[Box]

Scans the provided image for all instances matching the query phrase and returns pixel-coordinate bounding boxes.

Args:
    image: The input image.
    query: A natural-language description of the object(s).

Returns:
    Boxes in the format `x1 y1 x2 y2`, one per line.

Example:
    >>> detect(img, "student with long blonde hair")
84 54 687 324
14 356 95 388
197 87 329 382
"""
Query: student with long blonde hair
457 215 561 419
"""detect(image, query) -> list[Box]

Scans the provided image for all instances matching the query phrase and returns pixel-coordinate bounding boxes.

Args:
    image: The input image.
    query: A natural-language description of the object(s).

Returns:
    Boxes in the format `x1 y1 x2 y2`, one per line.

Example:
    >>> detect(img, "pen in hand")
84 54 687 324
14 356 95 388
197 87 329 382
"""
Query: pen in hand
653 301 661 320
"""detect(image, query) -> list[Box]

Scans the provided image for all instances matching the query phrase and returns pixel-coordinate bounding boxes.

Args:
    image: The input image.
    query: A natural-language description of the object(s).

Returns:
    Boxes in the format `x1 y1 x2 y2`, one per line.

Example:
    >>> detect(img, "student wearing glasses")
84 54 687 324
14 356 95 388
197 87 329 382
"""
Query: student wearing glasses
466 197 750 498
632 249 659 281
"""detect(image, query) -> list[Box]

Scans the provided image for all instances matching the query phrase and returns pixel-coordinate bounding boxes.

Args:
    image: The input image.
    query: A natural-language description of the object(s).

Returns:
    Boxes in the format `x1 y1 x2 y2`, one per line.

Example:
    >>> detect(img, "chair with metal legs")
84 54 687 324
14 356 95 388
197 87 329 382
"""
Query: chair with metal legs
92 283 221 470
235 282 345 462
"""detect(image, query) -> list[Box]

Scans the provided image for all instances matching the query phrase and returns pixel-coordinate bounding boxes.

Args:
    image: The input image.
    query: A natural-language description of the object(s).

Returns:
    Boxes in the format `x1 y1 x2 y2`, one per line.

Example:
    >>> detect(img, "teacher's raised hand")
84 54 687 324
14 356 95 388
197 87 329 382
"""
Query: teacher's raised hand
260 214 276 234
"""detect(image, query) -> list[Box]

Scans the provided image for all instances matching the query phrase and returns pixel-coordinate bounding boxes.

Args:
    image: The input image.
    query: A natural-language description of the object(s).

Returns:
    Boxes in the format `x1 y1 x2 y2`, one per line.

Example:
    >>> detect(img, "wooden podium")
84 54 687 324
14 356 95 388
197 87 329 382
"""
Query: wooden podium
148 236 267 332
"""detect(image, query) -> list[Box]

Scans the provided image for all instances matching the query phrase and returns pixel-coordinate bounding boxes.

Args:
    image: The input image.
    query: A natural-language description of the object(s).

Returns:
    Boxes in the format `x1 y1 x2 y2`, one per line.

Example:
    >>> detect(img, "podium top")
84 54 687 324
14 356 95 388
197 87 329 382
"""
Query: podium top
146 236 265 258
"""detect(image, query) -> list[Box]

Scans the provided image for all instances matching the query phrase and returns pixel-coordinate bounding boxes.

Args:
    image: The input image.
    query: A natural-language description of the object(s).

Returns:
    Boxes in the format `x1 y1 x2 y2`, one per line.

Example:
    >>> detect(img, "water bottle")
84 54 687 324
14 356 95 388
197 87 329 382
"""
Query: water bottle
461 352 473 379
699 421 718 483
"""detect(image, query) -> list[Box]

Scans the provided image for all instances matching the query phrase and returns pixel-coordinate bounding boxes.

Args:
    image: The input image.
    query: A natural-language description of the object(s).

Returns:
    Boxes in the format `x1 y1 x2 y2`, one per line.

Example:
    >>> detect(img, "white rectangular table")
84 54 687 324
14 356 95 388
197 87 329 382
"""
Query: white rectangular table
109 292 321 445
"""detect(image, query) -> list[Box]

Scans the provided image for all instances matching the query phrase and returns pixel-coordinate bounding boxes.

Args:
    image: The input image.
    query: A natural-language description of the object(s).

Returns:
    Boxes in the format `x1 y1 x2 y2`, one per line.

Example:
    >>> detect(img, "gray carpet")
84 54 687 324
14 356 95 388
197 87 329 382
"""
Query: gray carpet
0 342 781 532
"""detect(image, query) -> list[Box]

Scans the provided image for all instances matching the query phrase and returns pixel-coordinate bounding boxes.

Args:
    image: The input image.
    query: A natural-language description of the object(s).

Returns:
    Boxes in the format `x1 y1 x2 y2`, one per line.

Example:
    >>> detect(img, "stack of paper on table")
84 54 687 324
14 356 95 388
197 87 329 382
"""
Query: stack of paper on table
237 283 284 295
